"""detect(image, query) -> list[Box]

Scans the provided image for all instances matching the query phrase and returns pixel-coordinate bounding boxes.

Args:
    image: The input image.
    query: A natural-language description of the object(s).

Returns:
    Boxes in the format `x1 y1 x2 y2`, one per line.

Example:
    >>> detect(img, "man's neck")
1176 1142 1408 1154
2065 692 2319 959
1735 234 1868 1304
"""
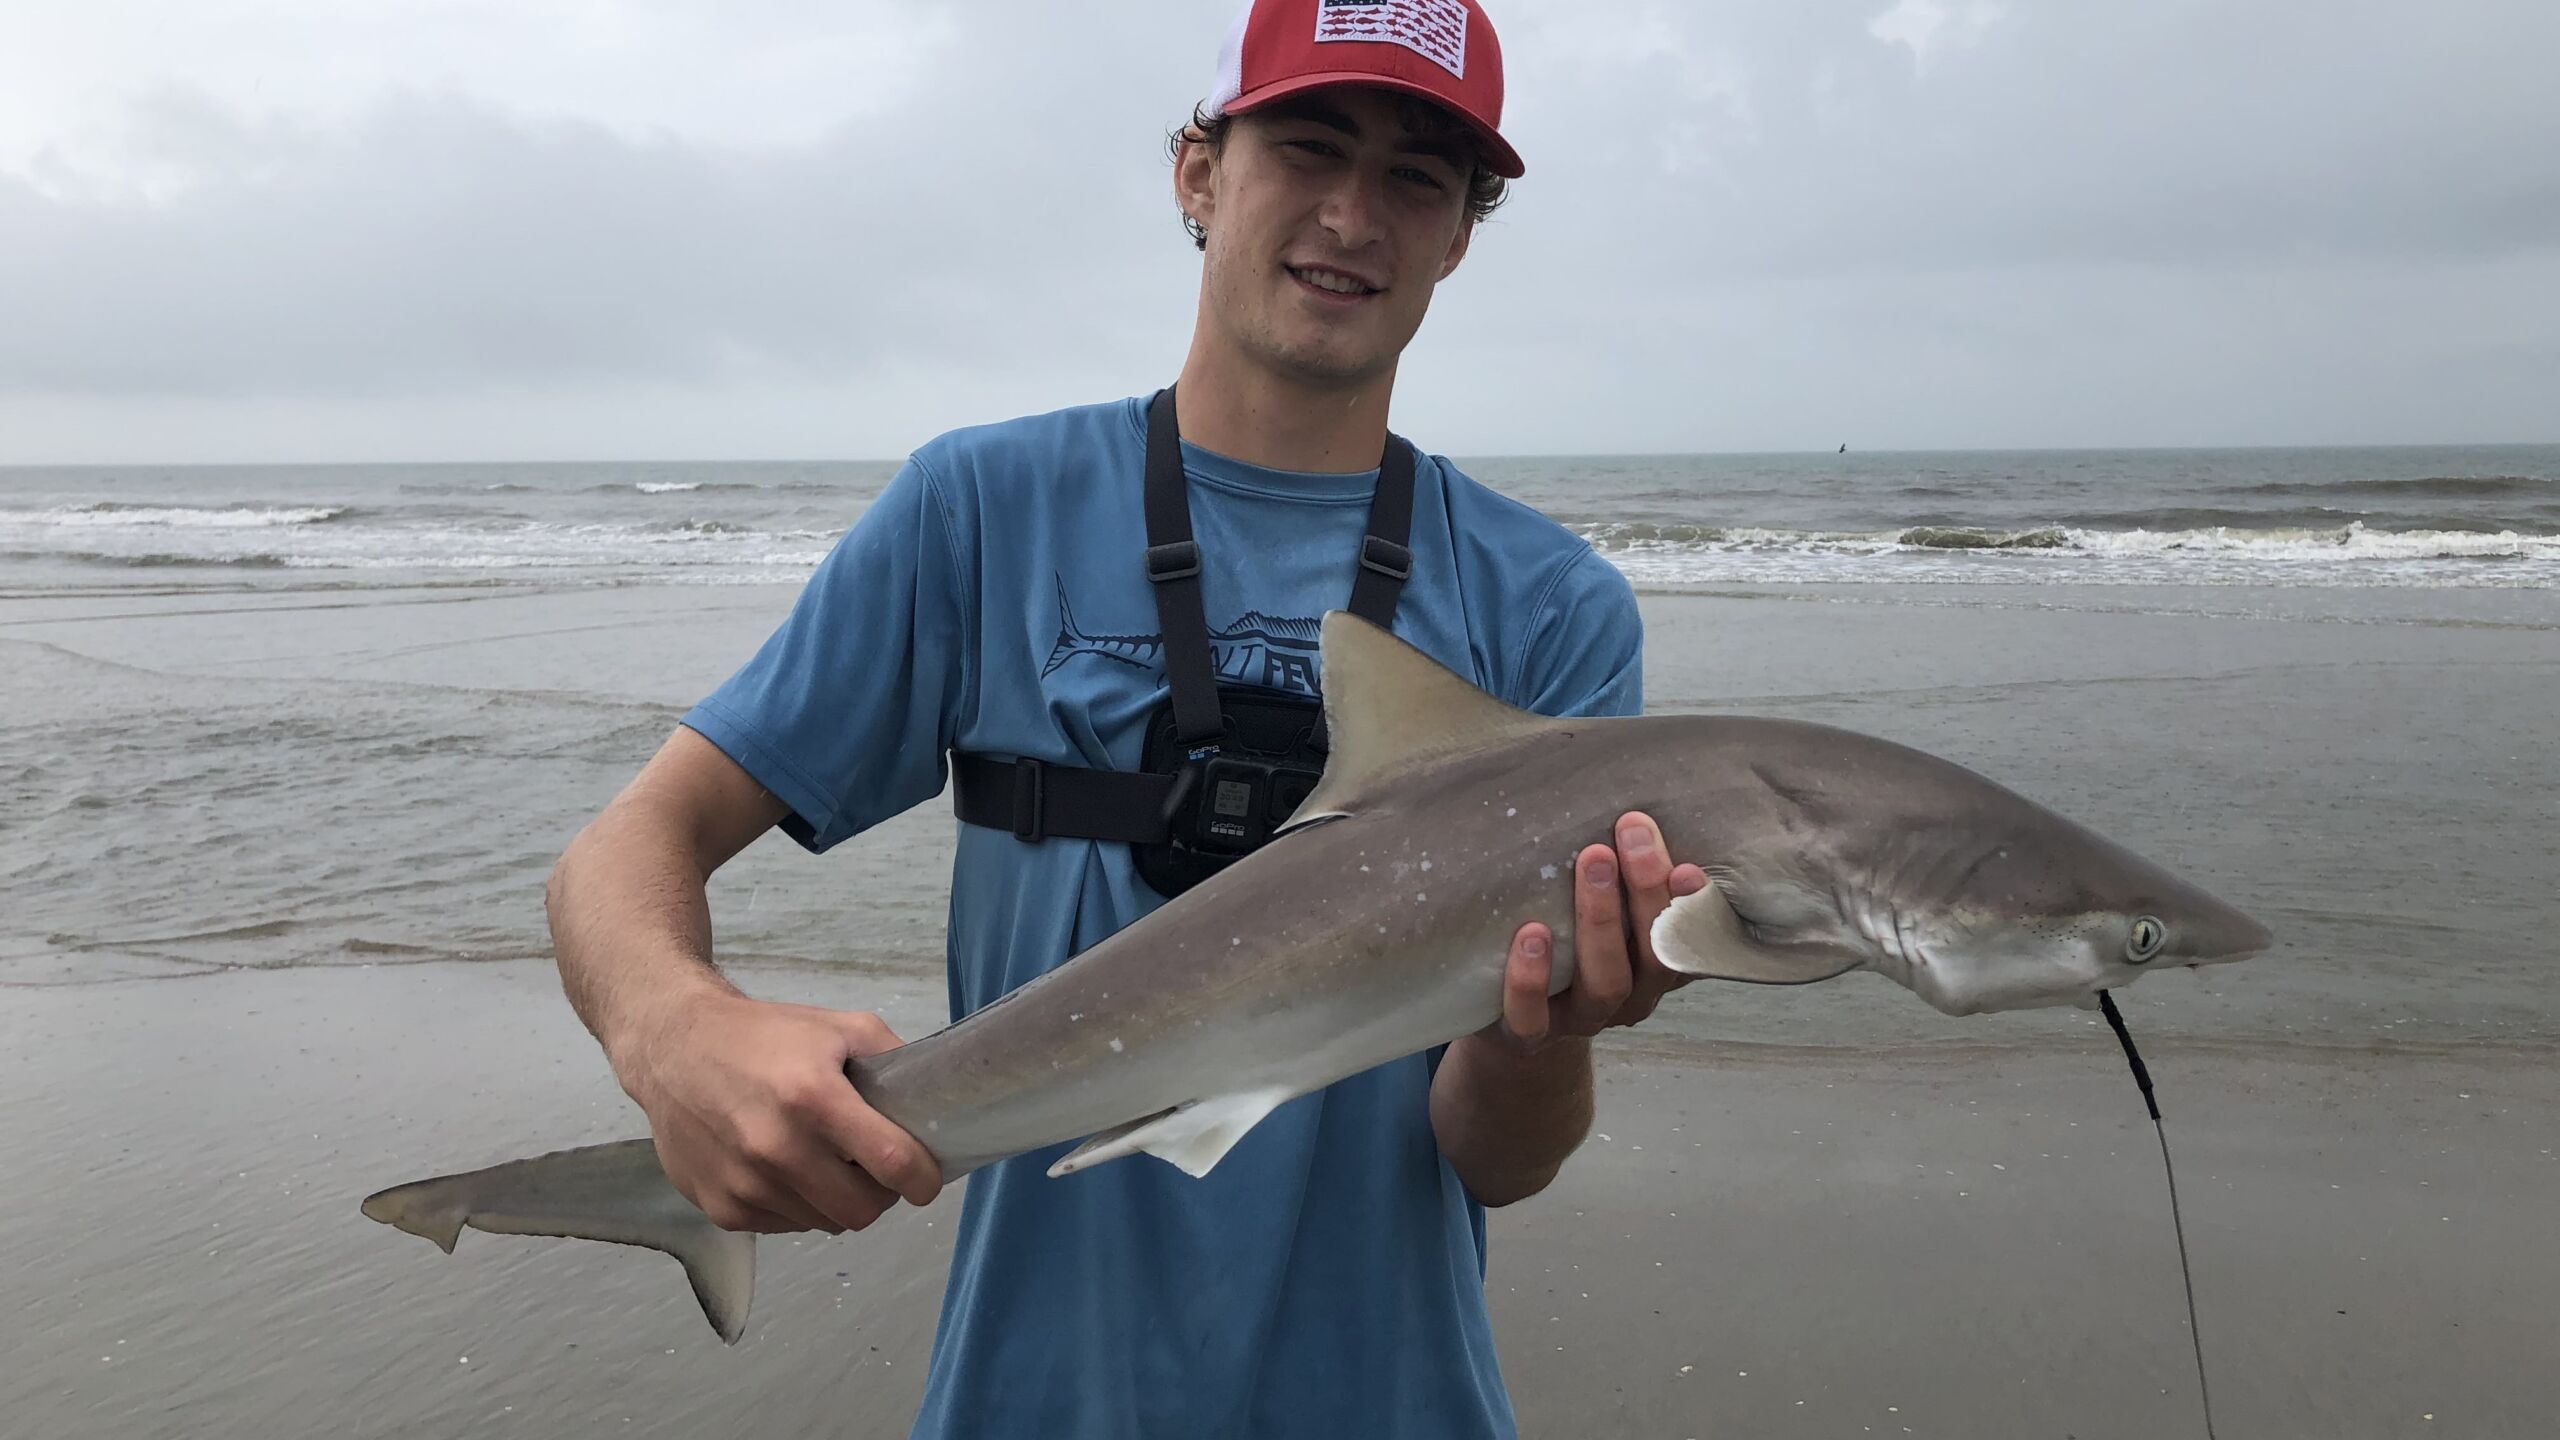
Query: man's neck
1171 343 1397 475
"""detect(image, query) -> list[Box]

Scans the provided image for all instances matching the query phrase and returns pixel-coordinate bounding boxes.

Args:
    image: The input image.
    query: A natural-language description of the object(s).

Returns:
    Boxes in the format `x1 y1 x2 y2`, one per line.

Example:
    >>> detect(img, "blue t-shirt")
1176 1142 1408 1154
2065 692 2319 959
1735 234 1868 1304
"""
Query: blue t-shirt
683 396 1643 1439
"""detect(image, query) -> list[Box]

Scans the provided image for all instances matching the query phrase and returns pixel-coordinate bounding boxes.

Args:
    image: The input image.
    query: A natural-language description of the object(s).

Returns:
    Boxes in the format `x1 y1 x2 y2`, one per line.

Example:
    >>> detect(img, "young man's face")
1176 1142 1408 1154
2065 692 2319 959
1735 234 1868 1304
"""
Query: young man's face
1179 86 1479 390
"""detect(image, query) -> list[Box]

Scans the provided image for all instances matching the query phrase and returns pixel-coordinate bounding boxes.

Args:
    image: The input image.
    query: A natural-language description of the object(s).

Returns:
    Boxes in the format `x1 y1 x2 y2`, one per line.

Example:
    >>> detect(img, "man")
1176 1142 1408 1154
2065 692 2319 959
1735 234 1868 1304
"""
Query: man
546 1 1706 1434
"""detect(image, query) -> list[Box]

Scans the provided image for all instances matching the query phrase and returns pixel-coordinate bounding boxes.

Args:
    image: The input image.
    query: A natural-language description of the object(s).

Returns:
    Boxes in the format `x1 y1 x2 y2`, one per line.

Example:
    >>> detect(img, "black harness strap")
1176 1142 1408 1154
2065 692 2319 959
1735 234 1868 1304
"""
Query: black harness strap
948 386 1416 845
1346 442 1416 625
1143 387 1224 745
948 753 1184 844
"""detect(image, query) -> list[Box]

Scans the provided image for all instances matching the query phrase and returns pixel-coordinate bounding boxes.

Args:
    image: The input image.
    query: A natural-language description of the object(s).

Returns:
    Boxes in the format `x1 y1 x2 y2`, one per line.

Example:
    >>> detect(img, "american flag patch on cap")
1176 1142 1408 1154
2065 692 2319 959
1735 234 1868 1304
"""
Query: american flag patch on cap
1315 0 1469 79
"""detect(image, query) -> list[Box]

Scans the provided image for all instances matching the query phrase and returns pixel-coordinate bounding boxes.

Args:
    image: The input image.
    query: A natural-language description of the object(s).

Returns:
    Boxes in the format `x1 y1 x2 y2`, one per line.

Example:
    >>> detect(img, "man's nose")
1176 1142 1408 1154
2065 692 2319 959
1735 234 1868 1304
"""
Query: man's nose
1317 171 1387 250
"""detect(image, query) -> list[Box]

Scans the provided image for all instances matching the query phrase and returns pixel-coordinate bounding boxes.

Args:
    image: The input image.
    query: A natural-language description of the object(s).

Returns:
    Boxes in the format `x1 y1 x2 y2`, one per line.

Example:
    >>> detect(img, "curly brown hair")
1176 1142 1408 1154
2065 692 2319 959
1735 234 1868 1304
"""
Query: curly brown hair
1165 99 1510 251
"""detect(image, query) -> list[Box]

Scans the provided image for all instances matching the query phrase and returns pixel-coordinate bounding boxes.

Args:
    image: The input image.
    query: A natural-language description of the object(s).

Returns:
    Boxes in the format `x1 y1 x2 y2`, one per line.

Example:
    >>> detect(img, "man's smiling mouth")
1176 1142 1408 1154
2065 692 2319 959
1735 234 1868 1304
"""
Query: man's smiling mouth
1288 264 1382 297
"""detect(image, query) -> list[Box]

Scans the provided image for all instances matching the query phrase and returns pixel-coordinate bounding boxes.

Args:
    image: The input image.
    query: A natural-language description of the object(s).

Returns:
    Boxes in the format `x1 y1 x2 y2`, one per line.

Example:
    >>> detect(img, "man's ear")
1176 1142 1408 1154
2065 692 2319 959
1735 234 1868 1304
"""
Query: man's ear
1174 131 1219 238
1438 215 1475 281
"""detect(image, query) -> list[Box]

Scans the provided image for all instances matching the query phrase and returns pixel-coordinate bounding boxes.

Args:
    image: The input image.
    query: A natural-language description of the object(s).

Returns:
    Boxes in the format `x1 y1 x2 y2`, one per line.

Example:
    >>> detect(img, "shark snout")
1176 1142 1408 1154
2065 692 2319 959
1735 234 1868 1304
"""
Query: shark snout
2179 896 2275 966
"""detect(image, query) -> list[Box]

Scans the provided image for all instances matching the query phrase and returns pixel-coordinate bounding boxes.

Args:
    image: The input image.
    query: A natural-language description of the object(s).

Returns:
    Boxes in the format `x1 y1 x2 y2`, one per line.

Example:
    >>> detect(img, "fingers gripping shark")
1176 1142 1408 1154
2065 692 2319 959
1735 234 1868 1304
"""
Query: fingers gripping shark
362 612 2272 1343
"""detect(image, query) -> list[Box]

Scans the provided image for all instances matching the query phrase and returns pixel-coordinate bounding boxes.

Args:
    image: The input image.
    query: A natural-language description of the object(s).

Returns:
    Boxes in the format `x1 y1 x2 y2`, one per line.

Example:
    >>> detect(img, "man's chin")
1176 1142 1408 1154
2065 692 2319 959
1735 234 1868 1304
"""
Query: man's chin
1257 337 1396 389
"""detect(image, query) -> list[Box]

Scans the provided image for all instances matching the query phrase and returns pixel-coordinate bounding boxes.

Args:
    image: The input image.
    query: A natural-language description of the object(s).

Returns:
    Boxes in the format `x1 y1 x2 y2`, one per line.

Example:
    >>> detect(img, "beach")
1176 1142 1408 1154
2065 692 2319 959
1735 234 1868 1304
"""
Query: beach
8 957 2554 1438
5 453 2558 1437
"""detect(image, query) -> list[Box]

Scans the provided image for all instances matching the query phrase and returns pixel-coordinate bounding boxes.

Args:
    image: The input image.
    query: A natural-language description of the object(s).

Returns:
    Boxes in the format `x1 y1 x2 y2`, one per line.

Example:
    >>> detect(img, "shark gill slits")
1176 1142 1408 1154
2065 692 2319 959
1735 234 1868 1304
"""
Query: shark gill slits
2126 916 2167 964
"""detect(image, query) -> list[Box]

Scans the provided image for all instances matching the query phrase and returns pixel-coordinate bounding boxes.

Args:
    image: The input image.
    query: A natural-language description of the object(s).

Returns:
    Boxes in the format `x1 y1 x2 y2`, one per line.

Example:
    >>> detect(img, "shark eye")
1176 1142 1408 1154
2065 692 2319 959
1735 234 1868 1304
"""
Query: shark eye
2126 916 2167 963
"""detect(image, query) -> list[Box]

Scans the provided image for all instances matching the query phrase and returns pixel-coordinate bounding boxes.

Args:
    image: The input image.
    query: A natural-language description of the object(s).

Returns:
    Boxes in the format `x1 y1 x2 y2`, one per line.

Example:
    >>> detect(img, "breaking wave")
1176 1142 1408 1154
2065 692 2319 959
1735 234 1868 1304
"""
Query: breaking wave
62 551 292 569
0 504 349 529
1897 526 2073 550
1576 519 2560 587
1577 519 2560 561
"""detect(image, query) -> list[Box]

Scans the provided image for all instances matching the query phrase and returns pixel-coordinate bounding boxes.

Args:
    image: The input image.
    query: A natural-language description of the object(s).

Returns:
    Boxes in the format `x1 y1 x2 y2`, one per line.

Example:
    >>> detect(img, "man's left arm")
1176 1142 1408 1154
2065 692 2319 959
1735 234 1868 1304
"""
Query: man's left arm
1429 555 1709 1206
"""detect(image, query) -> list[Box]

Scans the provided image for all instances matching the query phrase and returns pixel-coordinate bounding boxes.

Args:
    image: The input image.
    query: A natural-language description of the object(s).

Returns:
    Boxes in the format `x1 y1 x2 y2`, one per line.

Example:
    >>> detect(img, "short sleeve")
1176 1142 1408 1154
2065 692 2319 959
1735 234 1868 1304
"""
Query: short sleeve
680 456 974 851
1510 549 1643 720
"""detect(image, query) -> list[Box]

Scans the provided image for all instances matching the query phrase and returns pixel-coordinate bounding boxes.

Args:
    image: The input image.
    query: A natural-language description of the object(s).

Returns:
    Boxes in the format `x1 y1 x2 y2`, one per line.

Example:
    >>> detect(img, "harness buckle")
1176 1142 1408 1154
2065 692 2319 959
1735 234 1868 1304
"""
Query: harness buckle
1145 541 1201 583
1359 535 1412 581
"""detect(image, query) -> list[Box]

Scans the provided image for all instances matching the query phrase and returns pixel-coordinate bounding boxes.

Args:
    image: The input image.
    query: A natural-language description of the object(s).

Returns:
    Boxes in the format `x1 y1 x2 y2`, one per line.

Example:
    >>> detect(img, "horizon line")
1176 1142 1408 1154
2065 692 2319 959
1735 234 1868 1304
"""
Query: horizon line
6 437 2559 470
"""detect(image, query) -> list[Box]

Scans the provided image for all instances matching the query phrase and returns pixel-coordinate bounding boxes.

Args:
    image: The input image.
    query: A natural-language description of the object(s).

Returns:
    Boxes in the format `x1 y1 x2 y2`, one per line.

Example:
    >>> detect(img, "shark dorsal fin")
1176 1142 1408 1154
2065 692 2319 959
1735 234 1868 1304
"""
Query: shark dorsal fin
1287 611 1553 825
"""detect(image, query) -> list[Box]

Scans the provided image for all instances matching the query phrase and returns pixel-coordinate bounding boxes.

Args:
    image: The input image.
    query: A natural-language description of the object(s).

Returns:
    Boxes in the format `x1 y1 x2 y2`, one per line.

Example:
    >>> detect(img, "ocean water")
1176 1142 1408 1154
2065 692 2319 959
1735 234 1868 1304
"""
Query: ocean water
3 443 2556 595
3 444 2556 1054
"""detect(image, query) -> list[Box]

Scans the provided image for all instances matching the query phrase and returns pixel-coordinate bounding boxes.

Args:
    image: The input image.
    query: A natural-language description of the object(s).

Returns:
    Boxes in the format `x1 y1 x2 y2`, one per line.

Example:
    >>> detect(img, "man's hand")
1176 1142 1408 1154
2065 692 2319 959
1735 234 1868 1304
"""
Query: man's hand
612 988 943 1235
1483 809 1712 1055
1431 811 1708 1205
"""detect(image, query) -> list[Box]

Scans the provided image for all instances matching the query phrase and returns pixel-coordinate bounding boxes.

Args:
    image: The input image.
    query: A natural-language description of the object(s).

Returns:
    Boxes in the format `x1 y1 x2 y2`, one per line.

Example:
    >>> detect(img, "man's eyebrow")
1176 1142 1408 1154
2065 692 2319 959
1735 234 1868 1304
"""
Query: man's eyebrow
1260 98 1364 138
1392 135 1469 168
1260 99 1471 169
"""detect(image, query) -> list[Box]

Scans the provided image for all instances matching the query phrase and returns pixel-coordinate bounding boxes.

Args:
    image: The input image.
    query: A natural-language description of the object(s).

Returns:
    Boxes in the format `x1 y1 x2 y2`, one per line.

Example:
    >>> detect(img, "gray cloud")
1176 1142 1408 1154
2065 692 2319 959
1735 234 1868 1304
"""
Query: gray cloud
1 0 2554 458
1509 0 2560 272
0 80 1185 396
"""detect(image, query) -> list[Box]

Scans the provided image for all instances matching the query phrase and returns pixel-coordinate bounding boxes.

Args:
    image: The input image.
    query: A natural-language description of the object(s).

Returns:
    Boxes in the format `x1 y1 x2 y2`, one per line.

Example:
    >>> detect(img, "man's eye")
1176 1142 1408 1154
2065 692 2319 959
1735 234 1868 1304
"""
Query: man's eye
1286 139 1340 157
1396 166 1448 190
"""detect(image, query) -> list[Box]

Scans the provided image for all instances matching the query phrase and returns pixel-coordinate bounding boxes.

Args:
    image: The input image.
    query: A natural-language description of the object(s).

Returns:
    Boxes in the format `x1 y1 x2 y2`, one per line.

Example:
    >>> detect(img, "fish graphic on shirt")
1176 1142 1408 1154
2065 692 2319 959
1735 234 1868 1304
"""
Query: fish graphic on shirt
1041 578 1323 697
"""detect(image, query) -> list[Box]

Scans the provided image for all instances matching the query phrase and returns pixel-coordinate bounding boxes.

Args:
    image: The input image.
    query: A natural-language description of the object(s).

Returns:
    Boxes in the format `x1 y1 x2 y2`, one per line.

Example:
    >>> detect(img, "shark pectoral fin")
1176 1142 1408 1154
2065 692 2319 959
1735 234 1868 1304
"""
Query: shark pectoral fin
1650 886 1862 987
360 1137 758 1345
1046 1088 1296 1180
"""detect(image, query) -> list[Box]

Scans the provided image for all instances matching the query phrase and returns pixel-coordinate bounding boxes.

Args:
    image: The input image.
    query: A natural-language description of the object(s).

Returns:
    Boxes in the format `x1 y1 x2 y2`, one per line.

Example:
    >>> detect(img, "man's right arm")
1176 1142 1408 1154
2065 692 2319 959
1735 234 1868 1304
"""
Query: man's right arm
547 725 942 1235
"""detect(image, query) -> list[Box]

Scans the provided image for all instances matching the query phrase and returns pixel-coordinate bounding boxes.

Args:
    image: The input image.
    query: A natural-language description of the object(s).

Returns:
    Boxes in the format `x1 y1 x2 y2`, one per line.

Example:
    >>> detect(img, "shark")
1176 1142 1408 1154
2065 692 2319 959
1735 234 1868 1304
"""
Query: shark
362 611 2272 1343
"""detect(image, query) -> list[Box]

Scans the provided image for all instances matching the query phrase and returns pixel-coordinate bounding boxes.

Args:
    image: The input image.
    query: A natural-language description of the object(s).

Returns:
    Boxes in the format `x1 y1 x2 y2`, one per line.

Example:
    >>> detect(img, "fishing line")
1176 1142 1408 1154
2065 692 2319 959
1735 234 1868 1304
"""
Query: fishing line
2097 989 2219 1440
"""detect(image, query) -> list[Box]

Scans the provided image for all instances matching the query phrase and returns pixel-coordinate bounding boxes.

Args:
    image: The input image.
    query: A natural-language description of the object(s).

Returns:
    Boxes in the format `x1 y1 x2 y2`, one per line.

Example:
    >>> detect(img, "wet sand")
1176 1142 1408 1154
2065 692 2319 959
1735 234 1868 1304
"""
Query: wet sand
5 576 2558 1436
5 960 2553 1438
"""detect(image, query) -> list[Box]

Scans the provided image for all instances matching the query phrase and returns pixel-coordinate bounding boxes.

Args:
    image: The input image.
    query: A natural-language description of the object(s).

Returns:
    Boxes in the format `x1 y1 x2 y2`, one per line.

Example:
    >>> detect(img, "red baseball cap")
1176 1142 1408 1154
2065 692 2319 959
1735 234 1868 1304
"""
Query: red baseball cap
1203 0 1525 179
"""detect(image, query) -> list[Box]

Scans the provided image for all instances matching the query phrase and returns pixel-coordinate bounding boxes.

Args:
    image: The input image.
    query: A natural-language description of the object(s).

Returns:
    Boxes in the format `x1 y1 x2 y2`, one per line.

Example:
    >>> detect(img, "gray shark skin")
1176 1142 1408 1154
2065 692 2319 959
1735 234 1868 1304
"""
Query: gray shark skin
362 612 2272 1343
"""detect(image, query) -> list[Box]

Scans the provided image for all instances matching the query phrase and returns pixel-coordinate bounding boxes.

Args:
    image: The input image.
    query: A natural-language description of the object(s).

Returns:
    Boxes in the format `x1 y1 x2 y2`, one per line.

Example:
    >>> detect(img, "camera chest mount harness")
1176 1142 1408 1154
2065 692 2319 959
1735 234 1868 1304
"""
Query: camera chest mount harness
950 386 1416 899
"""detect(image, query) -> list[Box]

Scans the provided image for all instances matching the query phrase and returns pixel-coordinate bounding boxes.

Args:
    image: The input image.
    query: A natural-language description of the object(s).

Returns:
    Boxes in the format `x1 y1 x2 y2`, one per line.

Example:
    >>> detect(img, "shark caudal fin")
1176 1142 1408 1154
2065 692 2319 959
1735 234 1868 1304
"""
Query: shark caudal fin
360 1137 757 1344
1286 612 1555 827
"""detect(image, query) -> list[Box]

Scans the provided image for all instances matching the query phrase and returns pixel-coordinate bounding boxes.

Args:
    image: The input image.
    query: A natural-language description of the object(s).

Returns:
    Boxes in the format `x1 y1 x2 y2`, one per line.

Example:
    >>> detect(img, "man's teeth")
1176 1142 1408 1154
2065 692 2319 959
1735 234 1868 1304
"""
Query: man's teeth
1294 267 1373 295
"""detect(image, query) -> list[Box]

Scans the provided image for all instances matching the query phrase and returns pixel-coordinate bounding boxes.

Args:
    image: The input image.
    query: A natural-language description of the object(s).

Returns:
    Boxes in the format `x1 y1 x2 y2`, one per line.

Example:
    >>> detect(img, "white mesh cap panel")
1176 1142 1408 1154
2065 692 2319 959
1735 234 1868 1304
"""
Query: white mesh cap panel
1204 2 1253 116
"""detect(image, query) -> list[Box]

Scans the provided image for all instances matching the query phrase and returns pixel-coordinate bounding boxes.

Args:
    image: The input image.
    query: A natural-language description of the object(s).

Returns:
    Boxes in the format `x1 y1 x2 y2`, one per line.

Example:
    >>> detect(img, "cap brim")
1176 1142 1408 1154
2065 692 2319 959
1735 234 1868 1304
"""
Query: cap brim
1220 72 1525 179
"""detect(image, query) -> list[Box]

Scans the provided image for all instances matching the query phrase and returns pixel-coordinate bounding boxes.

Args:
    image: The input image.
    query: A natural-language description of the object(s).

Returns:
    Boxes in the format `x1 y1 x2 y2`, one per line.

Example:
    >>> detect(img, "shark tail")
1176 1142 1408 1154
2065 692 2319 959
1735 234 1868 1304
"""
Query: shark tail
359 1137 757 1344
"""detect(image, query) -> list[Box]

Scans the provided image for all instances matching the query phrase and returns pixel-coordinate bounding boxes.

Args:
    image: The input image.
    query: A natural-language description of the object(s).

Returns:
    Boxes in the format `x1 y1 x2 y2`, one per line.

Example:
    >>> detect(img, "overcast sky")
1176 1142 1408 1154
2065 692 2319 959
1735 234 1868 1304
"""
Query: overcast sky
3 0 2555 462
